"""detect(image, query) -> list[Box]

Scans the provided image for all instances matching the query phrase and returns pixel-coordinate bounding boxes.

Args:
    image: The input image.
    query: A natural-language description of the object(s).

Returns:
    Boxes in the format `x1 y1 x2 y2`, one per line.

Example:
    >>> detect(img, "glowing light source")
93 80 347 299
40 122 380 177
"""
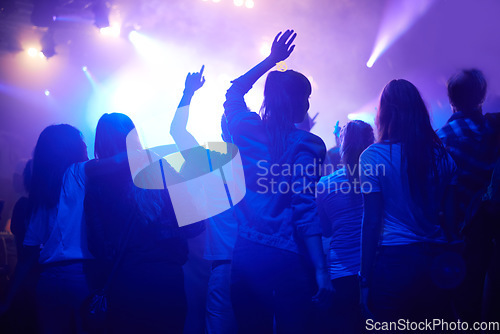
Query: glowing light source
245 0 254 8
100 24 121 38
82 66 88 72
234 0 244 6
212 0 221 3
44 89 50 96
366 0 435 68
259 41 271 57
27 48 38 57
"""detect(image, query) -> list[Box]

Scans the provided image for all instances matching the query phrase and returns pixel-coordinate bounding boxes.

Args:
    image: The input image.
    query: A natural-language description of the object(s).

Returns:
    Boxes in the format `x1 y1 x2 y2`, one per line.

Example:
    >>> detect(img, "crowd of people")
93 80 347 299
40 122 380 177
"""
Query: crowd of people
1 29 499 333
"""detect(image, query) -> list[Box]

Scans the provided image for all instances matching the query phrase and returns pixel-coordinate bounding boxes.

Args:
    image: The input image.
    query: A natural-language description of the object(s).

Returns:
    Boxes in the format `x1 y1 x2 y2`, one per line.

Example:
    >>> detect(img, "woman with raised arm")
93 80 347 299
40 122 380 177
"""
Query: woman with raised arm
223 30 332 334
170 67 238 334
359 79 459 322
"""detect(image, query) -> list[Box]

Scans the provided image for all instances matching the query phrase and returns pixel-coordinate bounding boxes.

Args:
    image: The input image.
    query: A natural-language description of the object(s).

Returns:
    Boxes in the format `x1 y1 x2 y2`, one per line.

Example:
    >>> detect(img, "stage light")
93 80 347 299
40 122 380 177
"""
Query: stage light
366 0 435 68
128 31 167 64
212 0 221 3
128 30 139 42
82 66 88 72
100 24 120 37
234 0 244 6
245 0 254 8
27 48 38 57
44 90 50 96
259 42 270 57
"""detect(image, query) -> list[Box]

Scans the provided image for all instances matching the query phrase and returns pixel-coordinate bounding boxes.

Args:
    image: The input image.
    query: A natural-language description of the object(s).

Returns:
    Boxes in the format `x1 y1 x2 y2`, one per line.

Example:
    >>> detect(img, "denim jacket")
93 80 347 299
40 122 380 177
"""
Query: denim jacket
223 77 326 254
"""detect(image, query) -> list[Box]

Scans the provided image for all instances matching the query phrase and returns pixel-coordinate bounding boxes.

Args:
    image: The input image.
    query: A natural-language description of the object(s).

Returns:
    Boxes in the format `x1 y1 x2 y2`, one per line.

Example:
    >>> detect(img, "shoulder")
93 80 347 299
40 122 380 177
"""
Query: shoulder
291 130 327 159
360 143 383 159
319 167 347 185
63 161 88 189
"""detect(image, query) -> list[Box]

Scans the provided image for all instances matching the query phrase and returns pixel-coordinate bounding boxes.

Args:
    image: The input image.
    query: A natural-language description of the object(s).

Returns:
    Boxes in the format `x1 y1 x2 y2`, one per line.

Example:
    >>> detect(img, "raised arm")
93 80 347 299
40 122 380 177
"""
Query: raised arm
170 65 206 152
224 30 297 124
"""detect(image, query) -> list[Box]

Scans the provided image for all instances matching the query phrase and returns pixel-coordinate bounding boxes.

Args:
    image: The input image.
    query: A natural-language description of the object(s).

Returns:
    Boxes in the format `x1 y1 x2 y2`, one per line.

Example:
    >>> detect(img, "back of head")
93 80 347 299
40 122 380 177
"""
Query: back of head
30 124 88 210
447 69 487 116
262 70 312 160
376 79 444 207
94 113 164 224
377 79 432 143
95 113 136 159
340 120 374 180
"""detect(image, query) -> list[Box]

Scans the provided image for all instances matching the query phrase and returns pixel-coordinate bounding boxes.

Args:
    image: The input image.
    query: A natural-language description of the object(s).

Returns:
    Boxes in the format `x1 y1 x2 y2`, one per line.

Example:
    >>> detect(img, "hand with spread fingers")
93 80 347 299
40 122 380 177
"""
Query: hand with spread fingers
269 29 297 63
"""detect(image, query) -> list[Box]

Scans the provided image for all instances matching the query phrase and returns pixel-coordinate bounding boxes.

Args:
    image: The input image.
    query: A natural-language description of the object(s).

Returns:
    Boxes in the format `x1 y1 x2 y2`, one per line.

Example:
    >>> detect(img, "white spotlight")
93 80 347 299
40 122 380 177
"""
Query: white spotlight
27 48 38 57
234 0 244 6
245 0 254 8
44 89 50 96
100 24 121 38
82 66 88 72
259 42 270 57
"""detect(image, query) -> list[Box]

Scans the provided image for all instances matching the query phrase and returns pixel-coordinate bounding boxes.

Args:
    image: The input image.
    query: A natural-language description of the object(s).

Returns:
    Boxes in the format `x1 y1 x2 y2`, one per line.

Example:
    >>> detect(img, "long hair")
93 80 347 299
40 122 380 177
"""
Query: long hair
376 79 446 208
261 70 311 161
340 120 374 182
30 124 88 211
94 113 163 223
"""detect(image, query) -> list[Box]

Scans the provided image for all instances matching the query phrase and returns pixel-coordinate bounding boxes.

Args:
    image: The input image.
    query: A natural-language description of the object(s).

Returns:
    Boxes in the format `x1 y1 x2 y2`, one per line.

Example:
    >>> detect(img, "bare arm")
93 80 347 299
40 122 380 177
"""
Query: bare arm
170 65 206 153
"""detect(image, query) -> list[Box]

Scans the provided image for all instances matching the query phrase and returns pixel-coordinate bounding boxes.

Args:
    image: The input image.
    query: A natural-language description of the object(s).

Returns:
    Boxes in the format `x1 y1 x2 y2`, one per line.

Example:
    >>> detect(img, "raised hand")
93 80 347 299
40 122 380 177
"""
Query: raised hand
269 30 297 63
184 65 206 94
333 121 341 137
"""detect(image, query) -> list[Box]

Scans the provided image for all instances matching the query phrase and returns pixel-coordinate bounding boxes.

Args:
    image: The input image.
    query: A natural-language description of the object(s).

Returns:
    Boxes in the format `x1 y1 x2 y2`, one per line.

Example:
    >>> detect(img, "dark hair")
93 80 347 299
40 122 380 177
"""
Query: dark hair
447 69 487 116
94 113 163 223
340 120 374 182
377 79 446 207
30 124 88 211
95 113 136 159
261 70 311 160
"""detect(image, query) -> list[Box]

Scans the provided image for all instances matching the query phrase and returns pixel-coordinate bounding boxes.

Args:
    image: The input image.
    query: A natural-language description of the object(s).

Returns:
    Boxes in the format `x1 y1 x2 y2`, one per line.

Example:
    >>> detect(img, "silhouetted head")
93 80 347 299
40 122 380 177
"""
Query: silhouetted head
377 79 432 142
376 79 445 211
94 113 168 223
261 70 311 159
340 120 374 180
95 113 136 159
30 124 88 210
263 70 311 124
447 69 487 116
